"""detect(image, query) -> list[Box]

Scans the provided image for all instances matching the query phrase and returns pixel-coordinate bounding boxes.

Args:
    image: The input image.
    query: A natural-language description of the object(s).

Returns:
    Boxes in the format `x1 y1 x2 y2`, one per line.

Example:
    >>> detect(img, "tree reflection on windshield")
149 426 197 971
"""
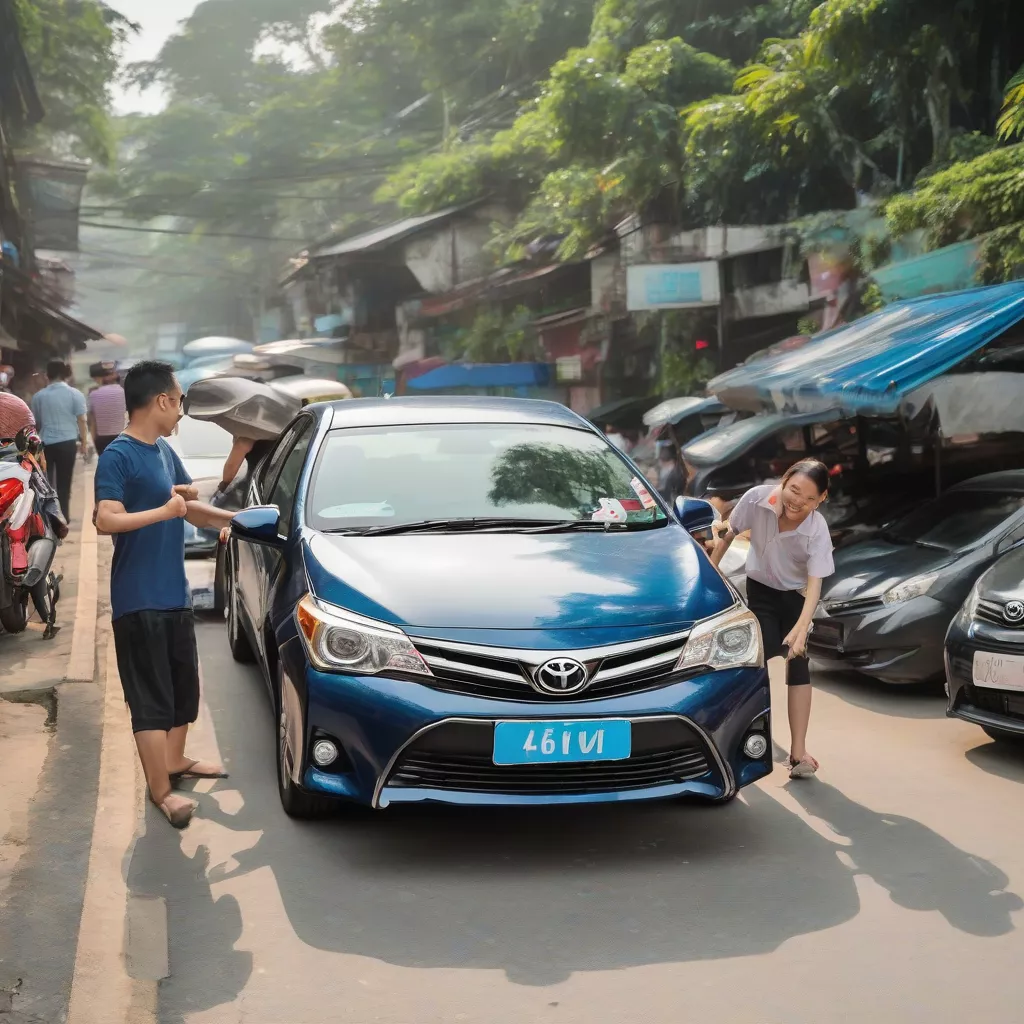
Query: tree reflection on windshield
489 443 630 518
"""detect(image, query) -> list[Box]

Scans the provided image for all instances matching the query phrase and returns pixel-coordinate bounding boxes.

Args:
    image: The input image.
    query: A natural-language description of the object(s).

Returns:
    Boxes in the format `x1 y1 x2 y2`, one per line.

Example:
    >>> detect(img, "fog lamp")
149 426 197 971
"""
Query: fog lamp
312 739 340 767
743 734 769 759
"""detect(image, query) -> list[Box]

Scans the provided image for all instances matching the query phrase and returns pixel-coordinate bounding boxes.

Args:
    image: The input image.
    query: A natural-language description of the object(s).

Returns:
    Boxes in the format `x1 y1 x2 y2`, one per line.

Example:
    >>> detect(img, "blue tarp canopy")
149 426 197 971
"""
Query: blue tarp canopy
407 362 551 391
709 282 1024 416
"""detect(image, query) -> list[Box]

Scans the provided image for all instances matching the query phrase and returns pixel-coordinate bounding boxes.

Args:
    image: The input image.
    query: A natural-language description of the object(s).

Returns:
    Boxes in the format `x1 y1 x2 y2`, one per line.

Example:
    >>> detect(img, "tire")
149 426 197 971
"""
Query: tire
0 593 29 634
226 546 255 664
276 669 336 820
982 725 1024 745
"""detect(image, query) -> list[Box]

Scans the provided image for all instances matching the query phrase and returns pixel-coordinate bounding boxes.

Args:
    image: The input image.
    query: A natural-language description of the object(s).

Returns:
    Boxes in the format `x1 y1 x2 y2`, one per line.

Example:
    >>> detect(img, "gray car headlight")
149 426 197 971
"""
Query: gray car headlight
882 571 942 606
296 594 433 677
676 605 763 672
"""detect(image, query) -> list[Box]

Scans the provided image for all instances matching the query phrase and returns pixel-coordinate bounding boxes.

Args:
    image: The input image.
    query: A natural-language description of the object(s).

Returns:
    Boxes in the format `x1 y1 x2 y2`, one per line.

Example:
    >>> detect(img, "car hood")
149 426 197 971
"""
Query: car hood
302 527 734 631
977 545 1024 603
822 540 957 603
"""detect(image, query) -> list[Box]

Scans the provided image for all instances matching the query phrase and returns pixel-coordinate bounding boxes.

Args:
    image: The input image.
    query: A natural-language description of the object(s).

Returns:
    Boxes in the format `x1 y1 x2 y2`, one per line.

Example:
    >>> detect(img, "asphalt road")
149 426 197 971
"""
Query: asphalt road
128 619 1024 1024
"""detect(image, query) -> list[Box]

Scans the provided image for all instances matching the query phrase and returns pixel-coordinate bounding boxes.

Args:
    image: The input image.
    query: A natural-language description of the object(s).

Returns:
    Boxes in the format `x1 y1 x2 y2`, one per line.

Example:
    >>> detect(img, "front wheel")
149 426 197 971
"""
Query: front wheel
276 672 337 820
0 592 29 634
226 546 255 664
982 725 1024 746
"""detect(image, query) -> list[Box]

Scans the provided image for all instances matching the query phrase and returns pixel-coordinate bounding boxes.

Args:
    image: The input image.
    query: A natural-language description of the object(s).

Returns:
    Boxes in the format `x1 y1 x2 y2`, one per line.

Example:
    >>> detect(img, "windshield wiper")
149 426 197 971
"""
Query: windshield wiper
525 519 666 533
355 517 569 537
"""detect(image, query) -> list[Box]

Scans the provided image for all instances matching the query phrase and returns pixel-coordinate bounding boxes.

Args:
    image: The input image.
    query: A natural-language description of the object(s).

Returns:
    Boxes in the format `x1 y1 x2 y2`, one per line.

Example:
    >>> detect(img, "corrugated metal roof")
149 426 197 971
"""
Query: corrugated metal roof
710 282 1024 416
312 204 478 259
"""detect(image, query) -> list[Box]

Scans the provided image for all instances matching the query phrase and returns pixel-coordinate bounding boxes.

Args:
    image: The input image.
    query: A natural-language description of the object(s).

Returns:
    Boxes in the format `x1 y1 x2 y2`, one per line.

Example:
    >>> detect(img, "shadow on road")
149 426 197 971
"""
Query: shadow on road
964 739 1024 784
128 811 253 1024
787 779 1022 936
164 637 1021 994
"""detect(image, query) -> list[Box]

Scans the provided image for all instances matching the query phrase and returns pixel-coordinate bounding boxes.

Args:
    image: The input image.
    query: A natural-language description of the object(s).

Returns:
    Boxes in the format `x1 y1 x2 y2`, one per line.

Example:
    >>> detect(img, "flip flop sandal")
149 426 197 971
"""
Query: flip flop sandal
150 793 197 830
789 757 819 780
170 759 230 782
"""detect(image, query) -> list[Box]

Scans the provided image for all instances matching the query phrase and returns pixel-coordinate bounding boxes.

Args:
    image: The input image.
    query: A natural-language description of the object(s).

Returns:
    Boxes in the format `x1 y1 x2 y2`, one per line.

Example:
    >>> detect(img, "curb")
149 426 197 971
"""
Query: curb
65 463 99 683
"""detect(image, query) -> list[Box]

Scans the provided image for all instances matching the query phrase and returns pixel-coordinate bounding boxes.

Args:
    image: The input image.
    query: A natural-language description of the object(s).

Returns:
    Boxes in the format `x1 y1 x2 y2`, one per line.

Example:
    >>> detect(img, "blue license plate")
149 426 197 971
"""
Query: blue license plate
493 719 631 766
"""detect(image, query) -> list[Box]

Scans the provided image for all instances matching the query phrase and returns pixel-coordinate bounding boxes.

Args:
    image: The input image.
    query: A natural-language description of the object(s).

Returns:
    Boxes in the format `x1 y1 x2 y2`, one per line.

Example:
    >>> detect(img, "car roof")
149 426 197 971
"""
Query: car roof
681 410 843 468
950 471 1024 494
320 396 592 430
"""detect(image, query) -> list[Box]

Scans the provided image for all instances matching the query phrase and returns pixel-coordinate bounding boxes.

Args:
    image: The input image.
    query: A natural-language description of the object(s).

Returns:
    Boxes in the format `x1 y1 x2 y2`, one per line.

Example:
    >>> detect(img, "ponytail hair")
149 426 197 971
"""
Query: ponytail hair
783 459 830 499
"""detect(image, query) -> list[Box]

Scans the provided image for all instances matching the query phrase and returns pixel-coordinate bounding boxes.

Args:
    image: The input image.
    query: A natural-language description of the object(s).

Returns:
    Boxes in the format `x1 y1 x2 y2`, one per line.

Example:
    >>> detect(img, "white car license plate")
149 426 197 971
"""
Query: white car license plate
972 651 1024 692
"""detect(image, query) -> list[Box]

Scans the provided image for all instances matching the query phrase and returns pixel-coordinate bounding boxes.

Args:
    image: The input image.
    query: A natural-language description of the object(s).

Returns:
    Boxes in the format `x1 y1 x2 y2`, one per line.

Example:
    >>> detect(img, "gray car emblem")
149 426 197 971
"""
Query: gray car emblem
534 658 589 695
1004 601 1024 624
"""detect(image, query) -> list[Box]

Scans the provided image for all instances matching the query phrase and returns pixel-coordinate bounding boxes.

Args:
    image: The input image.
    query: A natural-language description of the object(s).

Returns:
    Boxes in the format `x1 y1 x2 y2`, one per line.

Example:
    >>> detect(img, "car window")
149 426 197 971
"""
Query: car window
257 419 308 499
884 491 1024 551
306 422 668 532
268 423 313 535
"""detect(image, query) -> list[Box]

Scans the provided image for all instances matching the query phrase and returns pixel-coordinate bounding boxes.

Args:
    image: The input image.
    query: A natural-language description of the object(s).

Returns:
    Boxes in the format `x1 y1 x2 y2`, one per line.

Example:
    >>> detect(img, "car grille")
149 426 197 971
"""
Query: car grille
412 631 693 703
959 684 1024 724
976 599 1024 630
385 718 713 795
823 596 884 616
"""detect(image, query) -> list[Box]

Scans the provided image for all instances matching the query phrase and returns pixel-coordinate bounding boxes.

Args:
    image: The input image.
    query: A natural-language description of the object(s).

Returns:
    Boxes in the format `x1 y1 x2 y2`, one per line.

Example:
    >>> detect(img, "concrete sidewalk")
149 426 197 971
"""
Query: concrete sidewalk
0 462 151 1024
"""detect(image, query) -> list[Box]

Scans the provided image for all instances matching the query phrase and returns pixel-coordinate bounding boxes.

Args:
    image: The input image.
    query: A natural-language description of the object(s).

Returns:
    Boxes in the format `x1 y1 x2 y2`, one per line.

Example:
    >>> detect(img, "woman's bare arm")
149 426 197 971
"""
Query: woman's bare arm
784 577 824 658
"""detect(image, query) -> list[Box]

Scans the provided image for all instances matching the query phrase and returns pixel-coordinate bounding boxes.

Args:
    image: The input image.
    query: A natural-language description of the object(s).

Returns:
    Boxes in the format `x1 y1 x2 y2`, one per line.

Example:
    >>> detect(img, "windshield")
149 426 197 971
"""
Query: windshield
884 490 1024 550
307 423 668 532
169 416 233 459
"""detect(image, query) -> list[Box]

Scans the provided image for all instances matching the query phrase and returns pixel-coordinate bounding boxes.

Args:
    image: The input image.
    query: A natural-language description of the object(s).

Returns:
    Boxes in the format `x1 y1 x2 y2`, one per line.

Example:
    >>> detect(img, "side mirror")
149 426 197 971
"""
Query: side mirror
675 496 717 534
232 505 283 548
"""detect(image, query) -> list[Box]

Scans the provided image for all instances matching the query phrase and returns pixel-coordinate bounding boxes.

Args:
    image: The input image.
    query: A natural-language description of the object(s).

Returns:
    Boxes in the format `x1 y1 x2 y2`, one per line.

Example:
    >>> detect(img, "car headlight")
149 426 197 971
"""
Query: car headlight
295 594 433 677
882 571 942 606
676 605 763 672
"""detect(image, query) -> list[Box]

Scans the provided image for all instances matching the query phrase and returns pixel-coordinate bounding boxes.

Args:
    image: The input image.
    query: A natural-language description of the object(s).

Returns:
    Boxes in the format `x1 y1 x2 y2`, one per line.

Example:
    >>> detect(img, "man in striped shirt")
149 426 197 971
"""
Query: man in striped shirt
88 362 127 455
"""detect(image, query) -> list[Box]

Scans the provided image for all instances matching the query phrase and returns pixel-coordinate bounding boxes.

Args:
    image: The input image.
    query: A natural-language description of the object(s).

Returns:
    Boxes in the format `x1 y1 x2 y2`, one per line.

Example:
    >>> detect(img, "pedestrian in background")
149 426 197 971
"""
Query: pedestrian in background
94 361 238 830
87 361 127 455
31 359 88 521
710 460 835 779
605 423 630 453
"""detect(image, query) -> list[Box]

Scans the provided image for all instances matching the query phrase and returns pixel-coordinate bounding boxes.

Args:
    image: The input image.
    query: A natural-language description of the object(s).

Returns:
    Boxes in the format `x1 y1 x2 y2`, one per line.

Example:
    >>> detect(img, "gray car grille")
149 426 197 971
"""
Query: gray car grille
976 599 1024 630
411 630 692 702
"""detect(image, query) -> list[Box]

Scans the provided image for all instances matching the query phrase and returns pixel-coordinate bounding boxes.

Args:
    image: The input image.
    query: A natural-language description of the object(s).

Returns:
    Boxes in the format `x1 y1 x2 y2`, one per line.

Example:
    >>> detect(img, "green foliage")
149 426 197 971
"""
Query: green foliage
885 144 1024 252
661 346 714 398
796 316 818 335
997 64 1024 142
858 281 885 313
12 0 129 163
456 306 541 363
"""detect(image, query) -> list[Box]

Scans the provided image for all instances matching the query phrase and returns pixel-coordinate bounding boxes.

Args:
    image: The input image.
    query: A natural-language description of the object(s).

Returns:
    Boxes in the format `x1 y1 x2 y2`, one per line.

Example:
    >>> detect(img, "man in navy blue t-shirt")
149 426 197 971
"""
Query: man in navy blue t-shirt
95 361 237 829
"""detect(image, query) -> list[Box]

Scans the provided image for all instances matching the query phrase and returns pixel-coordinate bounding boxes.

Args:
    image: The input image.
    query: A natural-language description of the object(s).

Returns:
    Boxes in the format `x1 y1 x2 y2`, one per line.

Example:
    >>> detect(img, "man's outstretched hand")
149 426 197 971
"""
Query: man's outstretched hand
173 483 200 502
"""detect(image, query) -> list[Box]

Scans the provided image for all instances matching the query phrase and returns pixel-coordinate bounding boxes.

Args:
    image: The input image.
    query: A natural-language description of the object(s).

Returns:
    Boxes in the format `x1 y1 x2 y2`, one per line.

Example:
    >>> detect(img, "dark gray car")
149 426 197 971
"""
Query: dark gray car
808 472 1024 684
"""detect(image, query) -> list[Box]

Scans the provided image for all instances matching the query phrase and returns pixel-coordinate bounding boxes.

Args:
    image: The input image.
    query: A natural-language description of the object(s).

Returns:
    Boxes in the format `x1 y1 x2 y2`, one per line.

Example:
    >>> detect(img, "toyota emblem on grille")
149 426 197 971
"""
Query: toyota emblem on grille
534 658 589 695
1005 601 1024 624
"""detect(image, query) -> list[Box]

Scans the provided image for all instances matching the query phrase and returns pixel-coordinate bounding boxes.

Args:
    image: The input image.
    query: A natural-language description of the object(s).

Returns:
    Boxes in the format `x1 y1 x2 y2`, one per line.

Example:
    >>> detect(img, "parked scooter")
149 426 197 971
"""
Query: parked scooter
0 429 68 638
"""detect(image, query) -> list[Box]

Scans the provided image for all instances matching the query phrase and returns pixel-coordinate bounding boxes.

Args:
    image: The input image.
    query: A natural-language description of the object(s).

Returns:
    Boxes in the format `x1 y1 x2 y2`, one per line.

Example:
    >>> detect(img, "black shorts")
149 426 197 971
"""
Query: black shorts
746 578 811 687
113 609 201 733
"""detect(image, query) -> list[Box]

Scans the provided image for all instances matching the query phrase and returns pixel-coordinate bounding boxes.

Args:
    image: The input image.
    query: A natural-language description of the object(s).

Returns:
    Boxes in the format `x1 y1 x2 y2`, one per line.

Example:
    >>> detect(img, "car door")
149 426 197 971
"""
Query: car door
252 419 315 652
234 419 308 641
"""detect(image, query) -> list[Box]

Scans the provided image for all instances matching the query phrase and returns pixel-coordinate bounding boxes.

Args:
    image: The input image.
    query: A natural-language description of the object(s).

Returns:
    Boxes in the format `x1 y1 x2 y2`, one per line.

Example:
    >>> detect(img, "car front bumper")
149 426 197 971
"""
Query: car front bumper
946 621 1024 736
807 596 955 684
279 639 772 808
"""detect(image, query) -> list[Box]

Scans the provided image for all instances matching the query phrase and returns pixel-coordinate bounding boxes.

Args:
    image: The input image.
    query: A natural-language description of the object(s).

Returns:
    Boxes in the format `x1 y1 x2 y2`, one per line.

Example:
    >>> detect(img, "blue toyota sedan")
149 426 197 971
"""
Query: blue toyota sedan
225 397 771 817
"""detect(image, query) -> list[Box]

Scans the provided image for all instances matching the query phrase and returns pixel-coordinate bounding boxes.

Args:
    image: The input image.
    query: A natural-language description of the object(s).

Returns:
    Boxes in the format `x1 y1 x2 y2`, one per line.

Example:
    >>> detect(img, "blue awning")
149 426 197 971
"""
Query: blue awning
406 363 552 391
709 282 1024 416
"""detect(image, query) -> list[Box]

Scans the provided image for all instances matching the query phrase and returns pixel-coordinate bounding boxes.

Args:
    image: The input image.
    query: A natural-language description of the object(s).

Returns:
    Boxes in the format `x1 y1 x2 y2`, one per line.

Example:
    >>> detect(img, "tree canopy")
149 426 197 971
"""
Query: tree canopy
63 0 1024 343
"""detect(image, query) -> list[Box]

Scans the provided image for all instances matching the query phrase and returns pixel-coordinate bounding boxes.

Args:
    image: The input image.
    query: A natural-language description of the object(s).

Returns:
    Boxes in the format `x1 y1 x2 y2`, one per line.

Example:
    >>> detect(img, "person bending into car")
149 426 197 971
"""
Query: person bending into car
710 460 835 780
95 362 238 830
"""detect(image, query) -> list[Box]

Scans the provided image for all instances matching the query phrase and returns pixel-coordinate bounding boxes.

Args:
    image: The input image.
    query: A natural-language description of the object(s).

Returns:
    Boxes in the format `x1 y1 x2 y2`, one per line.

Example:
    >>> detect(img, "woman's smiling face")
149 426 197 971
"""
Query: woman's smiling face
780 472 825 519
